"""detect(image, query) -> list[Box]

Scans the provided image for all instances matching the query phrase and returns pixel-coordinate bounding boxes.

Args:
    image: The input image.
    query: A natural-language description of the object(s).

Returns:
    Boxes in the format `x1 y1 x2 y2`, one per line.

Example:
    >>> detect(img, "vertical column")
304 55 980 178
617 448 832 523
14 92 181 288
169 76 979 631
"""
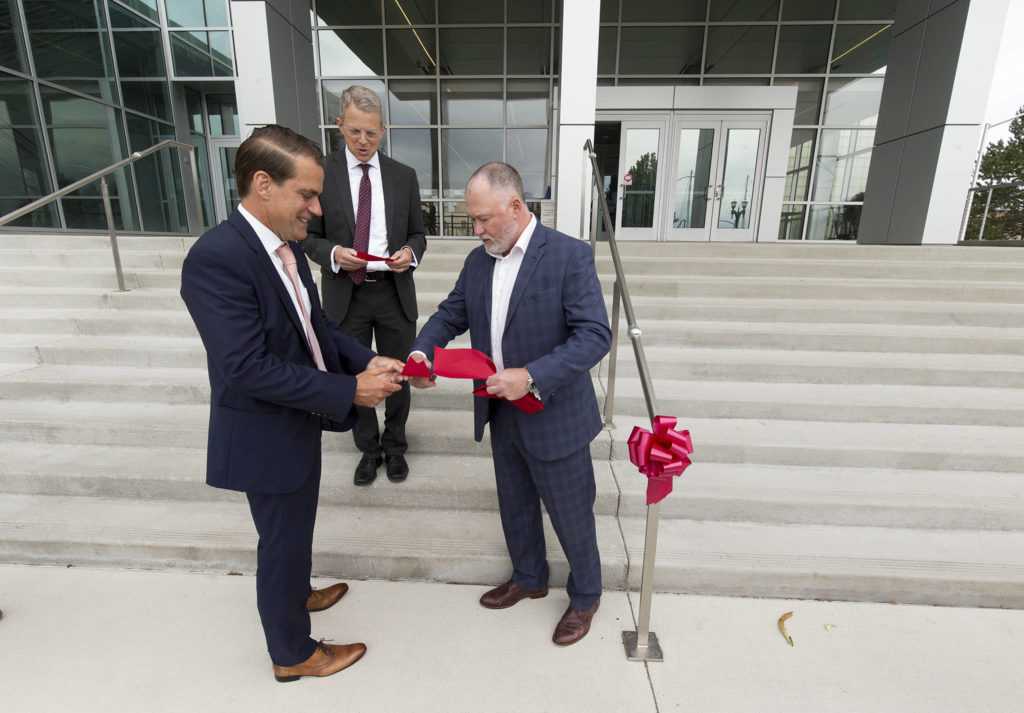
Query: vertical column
859 0 1009 245
231 0 318 142
554 0 600 237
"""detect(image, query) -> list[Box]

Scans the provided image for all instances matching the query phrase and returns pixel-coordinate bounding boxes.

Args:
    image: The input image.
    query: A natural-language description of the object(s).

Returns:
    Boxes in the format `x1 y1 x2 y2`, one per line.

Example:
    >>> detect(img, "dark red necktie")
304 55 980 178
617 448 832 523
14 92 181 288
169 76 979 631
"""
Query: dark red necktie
350 163 372 285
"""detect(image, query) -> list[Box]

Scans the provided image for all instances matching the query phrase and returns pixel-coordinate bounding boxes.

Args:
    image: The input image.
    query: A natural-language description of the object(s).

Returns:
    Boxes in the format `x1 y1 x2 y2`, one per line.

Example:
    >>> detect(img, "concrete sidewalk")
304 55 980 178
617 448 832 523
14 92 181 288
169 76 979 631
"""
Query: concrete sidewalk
0 564 1021 713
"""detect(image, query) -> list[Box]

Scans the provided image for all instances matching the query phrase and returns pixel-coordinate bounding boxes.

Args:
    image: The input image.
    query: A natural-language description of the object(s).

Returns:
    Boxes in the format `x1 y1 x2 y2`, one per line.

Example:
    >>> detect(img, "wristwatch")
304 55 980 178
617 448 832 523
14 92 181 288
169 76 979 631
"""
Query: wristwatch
525 371 541 400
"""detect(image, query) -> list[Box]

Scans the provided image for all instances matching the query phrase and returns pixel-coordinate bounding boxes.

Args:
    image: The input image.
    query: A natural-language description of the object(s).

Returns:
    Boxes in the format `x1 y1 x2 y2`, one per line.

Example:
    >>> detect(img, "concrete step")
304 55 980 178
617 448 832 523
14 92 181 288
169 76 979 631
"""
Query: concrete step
0 249 169 269
0 267 141 289
620 516 1024 608
0 287 109 310
0 234 195 251
0 493 630 590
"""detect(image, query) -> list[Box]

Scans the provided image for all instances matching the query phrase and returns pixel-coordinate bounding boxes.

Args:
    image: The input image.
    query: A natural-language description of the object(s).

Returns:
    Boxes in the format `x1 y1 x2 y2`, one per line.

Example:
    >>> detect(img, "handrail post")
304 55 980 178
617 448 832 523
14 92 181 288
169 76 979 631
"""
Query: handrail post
100 177 128 292
603 280 620 429
624 500 663 661
978 187 995 240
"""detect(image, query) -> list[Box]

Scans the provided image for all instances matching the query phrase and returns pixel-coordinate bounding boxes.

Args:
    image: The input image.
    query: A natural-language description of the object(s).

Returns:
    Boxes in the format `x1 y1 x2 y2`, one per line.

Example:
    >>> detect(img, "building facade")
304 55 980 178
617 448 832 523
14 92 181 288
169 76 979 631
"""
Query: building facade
0 0 1008 243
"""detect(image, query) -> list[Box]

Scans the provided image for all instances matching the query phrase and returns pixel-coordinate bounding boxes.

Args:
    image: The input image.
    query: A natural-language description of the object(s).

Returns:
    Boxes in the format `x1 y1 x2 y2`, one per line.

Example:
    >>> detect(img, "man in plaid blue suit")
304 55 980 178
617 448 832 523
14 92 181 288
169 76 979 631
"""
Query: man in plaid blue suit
410 162 612 646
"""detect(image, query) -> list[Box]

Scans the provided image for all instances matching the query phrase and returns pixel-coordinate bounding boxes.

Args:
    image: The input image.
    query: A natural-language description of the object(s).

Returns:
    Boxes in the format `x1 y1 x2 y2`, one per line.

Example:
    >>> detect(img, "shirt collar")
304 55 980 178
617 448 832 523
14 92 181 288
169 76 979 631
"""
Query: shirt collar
345 146 381 172
238 203 286 257
492 214 537 262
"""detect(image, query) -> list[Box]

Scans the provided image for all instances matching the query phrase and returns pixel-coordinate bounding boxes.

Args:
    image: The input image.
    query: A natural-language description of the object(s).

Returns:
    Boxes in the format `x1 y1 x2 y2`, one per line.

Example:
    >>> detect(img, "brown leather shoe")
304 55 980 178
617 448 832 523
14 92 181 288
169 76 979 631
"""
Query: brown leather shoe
306 582 349 612
272 640 366 682
553 600 600 646
479 579 549 609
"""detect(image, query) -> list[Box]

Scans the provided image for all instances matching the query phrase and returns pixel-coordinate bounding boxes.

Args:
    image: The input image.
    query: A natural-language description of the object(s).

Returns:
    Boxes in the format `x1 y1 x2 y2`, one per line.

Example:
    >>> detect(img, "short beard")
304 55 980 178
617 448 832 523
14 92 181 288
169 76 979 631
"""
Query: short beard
482 213 519 257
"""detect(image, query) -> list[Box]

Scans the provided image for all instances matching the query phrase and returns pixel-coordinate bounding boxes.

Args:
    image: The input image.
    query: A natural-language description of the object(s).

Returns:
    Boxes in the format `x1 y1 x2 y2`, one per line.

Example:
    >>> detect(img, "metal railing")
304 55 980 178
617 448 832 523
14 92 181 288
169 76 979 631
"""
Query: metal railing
966 181 1024 241
582 139 664 662
959 111 1024 242
0 140 203 291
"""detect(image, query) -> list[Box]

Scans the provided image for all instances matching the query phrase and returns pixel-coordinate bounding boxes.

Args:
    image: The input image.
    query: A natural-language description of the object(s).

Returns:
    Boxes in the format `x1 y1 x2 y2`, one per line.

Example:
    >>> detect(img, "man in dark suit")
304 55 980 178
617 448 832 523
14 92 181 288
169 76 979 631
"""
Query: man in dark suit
180 125 405 681
409 163 612 646
302 85 427 486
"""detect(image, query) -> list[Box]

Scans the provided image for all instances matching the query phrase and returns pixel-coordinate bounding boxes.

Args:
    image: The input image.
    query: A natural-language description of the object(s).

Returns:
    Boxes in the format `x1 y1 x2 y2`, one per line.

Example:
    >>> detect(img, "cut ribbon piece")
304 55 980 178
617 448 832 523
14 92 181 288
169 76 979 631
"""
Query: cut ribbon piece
353 250 394 262
403 347 543 414
401 358 432 378
627 415 693 505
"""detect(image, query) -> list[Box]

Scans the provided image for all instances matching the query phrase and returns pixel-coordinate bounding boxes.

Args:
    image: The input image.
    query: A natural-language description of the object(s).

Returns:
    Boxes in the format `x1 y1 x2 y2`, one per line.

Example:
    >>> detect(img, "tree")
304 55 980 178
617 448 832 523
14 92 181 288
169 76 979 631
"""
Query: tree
967 107 1024 240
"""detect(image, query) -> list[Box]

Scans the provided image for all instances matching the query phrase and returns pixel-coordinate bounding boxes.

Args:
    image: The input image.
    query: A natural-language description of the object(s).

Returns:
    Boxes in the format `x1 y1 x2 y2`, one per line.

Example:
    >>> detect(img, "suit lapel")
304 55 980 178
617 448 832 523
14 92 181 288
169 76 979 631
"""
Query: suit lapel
504 223 545 332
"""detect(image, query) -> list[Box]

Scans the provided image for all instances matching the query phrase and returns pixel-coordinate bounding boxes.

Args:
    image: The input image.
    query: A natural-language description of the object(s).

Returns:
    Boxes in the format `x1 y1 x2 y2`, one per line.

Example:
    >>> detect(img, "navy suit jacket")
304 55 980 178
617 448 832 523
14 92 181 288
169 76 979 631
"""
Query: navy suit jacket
180 208 376 495
412 222 612 462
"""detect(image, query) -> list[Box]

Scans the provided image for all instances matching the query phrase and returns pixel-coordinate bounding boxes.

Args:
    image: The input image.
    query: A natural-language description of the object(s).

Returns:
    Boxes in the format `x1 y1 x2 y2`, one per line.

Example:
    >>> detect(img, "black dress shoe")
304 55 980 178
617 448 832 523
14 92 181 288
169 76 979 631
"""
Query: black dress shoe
385 454 409 482
354 454 382 485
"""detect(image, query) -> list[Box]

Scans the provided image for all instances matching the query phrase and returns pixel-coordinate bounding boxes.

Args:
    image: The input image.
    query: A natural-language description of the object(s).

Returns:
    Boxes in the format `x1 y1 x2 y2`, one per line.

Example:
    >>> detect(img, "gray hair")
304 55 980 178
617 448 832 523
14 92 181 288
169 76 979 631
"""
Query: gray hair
339 85 383 123
468 162 526 202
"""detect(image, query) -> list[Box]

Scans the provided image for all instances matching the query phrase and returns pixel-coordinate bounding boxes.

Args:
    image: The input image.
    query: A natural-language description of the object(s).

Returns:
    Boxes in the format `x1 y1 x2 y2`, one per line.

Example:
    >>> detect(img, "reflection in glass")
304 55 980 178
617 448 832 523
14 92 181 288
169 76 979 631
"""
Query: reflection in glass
166 0 229 27
29 28 116 100
781 0 835 20
705 26 775 74
831 25 891 74
318 30 381 76
420 201 439 236
387 28 438 75
170 30 233 76
442 128 501 198
774 77 823 126
621 128 658 228
218 145 238 212
807 203 860 240
508 27 552 75
126 113 186 232
823 77 882 126
507 80 548 125
441 79 502 125
388 80 436 125
0 77 57 226
384 0 430 24
813 128 873 203
121 81 171 121
439 28 502 75
1 0 27 72
778 205 805 240
186 87 203 132
719 129 759 229
673 128 714 230
442 199 472 236
114 29 165 77
619 26 703 75
783 129 815 202
190 133 215 227
775 25 831 74
120 0 159 23
323 80 385 123
389 128 439 198
506 128 548 198
709 0 777 21
206 94 238 135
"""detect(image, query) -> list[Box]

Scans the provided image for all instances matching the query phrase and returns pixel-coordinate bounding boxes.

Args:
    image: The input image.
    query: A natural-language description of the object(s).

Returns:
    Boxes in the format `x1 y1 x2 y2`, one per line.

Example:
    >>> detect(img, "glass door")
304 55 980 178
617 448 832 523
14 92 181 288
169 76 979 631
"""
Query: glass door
614 119 666 240
209 137 239 221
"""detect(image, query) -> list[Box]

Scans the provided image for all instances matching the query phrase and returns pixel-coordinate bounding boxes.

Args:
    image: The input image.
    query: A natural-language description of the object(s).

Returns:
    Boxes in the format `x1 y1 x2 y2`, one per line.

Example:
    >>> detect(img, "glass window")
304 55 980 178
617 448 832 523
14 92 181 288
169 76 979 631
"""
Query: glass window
321 0 383 25
0 76 57 226
29 27 116 99
597 26 616 74
619 26 703 75
673 127 714 230
718 128 759 229
120 81 170 120
189 133 214 227
600 0 617 22
114 29 166 77
442 199 472 235
781 0 835 20
630 0 707 22
837 0 896 21
110 4 157 28
442 128 501 198
806 203 860 239
778 205 805 239
440 79 502 125
165 0 229 27
118 0 159 23
318 30 382 76
506 128 548 198
823 76 882 126
709 0 777 21
388 80 437 125
387 28 438 75
783 129 815 202
389 128 439 198
126 113 186 232
705 26 775 74
812 128 873 203
507 79 549 125
420 201 440 235
701 77 769 86
1 0 28 73
439 28 502 75
508 27 552 75
437 0 502 24
206 94 238 135
514 0 556 23
831 24 891 74
171 30 233 76
774 77 823 126
775 25 831 74
186 87 204 133
621 128 659 228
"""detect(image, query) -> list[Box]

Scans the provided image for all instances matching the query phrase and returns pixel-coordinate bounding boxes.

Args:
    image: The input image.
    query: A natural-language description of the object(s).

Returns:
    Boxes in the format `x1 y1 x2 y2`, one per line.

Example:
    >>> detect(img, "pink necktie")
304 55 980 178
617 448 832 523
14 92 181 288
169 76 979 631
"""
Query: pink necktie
275 243 327 371
350 163 372 285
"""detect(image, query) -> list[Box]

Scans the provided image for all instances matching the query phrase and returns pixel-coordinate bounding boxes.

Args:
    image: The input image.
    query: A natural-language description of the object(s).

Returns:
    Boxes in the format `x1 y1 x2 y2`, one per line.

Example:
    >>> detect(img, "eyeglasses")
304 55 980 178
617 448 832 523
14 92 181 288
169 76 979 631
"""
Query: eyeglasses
341 126 382 141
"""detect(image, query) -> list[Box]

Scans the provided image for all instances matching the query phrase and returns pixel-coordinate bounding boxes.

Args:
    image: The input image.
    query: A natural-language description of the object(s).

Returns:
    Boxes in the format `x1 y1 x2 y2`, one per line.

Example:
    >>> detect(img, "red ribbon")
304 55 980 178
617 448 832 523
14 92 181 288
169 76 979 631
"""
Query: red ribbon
353 250 394 262
402 347 543 414
627 415 693 505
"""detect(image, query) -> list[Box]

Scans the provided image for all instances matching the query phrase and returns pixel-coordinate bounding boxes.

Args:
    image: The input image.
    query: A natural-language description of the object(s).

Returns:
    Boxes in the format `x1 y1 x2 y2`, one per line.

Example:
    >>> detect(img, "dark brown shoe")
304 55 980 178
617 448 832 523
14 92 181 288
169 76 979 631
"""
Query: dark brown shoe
354 454 382 486
553 600 600 646
272 640 366 682
479 579 549 609
306 582 348 612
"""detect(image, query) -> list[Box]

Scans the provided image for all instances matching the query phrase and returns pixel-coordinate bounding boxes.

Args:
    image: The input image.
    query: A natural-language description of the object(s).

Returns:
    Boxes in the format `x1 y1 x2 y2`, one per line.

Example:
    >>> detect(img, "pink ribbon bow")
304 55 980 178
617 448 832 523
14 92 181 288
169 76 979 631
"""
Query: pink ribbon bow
627 415 693 505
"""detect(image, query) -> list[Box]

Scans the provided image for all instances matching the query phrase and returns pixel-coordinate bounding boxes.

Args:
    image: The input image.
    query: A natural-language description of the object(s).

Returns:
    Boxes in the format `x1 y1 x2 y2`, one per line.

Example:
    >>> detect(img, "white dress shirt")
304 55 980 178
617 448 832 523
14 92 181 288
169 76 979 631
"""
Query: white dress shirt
237 204 315 349
489 214 537 372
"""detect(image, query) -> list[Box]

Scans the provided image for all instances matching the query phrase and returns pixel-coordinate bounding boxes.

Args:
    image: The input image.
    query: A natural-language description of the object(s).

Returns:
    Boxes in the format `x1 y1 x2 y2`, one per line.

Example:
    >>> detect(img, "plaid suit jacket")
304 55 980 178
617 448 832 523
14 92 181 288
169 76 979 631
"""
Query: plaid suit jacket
413 222 611 462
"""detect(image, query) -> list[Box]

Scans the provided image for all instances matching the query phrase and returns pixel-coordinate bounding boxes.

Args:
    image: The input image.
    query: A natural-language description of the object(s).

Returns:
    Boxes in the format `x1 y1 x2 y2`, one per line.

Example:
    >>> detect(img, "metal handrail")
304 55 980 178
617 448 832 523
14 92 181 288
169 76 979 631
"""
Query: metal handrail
0 140 202 291
582 138 664 662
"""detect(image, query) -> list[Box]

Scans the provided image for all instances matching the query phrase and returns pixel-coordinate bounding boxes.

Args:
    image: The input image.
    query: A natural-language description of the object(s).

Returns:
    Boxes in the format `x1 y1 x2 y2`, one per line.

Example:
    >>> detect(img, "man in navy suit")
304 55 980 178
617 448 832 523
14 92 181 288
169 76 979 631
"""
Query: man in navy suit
409 163 612 646
180 125 404 681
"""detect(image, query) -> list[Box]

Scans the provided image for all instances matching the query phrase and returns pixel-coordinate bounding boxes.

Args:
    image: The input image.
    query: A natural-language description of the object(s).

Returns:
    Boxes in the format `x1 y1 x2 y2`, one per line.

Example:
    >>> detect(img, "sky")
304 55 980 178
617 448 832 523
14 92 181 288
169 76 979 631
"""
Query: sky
984 0 1024 146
